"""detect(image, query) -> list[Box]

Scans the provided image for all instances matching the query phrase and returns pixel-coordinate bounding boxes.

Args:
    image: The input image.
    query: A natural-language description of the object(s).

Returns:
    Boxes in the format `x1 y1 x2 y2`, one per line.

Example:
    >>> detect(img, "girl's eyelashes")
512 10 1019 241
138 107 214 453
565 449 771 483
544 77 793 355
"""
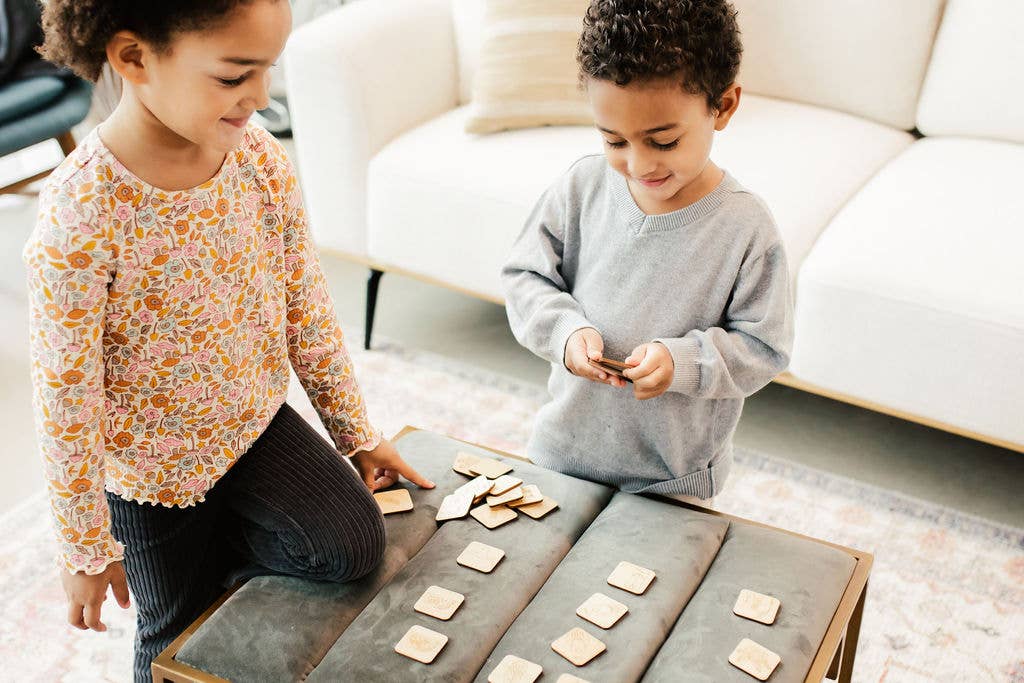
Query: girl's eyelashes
218 75 248 87
603 138 681 151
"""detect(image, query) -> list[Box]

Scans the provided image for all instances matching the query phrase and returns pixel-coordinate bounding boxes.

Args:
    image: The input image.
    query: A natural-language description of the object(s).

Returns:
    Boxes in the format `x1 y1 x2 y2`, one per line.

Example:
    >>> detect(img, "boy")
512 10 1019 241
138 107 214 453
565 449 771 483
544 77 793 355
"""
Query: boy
502 0 793 503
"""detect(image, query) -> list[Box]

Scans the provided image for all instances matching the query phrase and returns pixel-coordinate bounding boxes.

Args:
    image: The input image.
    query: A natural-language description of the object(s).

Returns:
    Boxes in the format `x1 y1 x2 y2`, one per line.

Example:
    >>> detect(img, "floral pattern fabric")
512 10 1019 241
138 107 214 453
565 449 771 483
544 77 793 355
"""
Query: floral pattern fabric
23 123 380 575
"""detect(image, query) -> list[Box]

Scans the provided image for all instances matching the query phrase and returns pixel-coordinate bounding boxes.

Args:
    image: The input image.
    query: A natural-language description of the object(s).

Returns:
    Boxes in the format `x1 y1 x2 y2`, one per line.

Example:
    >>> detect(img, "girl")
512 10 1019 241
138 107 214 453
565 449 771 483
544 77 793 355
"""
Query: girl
26 2 434 680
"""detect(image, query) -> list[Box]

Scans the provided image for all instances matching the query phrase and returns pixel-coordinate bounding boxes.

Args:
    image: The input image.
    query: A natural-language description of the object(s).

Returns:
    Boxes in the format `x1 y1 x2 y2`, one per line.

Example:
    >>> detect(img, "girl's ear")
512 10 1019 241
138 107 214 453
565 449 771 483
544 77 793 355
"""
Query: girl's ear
714 83 741 131
106 31 151 85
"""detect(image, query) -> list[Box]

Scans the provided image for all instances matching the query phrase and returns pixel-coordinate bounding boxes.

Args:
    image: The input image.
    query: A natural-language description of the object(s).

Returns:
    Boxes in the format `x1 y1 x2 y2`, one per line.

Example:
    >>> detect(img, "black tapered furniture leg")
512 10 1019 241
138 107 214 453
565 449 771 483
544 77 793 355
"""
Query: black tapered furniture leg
364 268 384 350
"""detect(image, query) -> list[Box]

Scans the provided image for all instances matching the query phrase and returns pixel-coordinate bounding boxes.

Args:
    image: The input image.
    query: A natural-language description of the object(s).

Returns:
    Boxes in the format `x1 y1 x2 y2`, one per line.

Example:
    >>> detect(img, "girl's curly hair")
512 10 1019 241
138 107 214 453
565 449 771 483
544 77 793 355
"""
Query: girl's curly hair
577 0 742 111
38 1 256 81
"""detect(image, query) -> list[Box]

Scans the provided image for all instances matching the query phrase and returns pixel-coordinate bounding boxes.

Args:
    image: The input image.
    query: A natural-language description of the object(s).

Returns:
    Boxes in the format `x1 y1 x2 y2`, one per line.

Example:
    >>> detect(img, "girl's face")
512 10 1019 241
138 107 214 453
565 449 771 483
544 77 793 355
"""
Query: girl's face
126 0 291 153
588 77 740 214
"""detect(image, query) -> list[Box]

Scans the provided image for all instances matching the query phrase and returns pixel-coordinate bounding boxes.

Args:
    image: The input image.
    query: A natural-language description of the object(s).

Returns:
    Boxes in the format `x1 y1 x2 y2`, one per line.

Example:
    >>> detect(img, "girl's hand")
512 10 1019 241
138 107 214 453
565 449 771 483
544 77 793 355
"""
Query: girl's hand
564 328 627 388
61 561 131 632
350 438 436 491
622 342 675 400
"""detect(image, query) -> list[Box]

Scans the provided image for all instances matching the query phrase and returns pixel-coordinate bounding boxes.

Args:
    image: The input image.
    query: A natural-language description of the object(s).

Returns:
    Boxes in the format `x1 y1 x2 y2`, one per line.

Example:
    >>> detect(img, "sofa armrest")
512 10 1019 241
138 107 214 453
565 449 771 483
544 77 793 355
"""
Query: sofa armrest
284 0 458 257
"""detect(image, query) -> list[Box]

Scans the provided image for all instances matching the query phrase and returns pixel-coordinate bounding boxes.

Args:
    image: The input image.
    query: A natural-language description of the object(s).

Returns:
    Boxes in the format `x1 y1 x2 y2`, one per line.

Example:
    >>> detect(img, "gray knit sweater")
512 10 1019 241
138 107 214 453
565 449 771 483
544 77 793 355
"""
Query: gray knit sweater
502 155 794 499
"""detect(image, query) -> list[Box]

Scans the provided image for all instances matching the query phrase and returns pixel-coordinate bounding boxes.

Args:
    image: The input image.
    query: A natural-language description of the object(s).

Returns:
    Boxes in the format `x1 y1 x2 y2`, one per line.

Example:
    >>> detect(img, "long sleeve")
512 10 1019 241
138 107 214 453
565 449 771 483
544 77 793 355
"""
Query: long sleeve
24 179 124 575
655 242 794 398
273 148 381 455
501 184 595 366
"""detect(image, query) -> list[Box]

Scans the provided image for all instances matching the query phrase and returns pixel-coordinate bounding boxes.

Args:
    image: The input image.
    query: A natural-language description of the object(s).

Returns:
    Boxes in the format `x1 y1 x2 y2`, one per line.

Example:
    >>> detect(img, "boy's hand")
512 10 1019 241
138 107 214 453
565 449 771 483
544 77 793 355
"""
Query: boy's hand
62 561 131 632
623 342 675 399
350 438 436 491
564 328 627 388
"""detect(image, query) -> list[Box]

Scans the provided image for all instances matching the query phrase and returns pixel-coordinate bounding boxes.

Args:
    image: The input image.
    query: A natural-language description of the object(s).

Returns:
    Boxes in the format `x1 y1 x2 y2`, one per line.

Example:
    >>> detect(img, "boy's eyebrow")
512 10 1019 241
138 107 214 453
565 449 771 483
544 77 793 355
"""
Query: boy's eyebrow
597 124 680 135
220 57 271 66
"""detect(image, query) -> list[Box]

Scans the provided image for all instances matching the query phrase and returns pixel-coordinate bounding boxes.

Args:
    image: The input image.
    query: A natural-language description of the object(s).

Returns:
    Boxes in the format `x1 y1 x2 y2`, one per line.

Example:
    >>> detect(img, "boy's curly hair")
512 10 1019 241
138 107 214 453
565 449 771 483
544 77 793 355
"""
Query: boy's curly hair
38 1 255 82
577 0 742 112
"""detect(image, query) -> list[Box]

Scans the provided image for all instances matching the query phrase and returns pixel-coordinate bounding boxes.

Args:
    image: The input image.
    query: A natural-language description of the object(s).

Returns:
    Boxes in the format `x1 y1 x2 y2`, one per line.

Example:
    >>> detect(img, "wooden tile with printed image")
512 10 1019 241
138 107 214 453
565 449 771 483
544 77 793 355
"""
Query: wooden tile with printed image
607 561 656 595
556 675 592 683
487 654 543 683
728 638 781 681
489 475 523 495
551 627 606 667
487 487 524 507
468 456 514 479
455 475 493 501
470 503 517 529
414 585 465 621
733 589 781 625
518 496 559 520
436 489 474 522
374 488 414 515
395 624 448 664
457 541 505 573
507 484 543 508
453 451 483 477
576 592 628 629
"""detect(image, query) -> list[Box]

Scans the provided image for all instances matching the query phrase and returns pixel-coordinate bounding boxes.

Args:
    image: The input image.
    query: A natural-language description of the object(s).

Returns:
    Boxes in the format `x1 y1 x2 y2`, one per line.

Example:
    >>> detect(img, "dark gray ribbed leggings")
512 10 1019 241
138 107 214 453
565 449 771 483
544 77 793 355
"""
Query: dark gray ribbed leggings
106 403 386 682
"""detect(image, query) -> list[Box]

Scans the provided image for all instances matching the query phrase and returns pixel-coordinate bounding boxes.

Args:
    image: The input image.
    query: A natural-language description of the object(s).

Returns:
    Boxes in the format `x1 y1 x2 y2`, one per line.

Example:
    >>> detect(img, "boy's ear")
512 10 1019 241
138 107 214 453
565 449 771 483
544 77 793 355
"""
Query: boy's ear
714 83 741 131
106 31 151 85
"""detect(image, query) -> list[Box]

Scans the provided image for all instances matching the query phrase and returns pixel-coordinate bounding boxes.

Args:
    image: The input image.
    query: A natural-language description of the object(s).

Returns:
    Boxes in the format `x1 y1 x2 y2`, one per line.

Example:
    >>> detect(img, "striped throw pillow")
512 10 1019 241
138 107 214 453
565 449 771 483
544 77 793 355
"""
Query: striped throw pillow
465 0 593 135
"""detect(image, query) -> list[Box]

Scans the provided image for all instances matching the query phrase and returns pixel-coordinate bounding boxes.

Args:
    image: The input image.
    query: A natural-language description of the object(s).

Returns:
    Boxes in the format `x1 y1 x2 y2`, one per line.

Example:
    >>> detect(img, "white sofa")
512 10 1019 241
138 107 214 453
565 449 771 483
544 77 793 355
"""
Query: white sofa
285 0 1024 451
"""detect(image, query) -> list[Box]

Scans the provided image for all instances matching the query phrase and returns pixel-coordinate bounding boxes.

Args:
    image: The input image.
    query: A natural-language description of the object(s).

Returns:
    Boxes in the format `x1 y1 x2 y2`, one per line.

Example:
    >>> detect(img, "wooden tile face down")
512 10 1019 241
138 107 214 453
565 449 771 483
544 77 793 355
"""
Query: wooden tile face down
468 457 514 479
576 592 628 629
733 589 781 625
551 627 606 667
470 503 517 529
606 561 656 595
728 638 781 680
487 654 543 683
414 586 465 621
395 625 448 664
518 496 559 520
374 488 414 515
457 541 506 573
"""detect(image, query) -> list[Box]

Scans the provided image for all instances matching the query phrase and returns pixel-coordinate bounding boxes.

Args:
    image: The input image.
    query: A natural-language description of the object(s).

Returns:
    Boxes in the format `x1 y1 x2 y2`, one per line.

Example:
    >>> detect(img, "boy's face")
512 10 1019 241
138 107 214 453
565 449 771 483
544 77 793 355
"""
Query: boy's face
588 77 739 212
116 0 291 154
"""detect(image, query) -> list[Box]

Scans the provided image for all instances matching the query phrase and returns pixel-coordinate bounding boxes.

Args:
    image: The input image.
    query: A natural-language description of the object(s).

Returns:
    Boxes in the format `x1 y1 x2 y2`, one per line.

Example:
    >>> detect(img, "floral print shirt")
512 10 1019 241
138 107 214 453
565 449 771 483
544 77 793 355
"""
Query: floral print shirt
24 123 380 575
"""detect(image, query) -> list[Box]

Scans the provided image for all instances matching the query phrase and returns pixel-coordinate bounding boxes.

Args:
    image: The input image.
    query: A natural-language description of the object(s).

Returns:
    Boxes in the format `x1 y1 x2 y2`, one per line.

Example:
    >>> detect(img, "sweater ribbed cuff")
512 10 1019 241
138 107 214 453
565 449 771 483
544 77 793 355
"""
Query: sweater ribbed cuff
653 337 702 394
550 312 596 368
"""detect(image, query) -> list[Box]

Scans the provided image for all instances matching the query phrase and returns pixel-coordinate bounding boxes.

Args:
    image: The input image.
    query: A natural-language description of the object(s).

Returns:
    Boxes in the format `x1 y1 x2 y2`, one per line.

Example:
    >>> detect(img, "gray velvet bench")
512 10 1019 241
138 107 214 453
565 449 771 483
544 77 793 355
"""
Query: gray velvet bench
153 428 871 683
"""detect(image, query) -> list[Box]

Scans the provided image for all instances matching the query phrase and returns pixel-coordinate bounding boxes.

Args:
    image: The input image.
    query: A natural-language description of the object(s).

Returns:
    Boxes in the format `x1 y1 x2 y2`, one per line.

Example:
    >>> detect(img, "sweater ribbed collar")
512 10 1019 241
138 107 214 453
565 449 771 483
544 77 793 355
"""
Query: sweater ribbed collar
610 164 738 233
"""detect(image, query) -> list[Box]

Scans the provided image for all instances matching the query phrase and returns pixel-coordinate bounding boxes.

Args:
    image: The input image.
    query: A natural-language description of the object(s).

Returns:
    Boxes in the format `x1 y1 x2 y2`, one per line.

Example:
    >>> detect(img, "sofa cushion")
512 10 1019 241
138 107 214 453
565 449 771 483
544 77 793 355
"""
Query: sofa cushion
791 137 1024 446
916 0 1024 144
732 0 944 130
465 0 591 134
695 94 913 282
367 106 601 300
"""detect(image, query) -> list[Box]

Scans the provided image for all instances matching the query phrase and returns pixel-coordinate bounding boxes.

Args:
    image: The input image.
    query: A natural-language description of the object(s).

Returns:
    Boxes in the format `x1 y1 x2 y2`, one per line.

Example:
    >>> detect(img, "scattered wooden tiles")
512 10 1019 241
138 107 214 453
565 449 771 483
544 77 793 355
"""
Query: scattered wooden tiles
517 496 559 520
457 541 506 573
551 627 606 667
470 503 517 529
436 490 473 521
607 561 656 595
374 488 413 515
487 487 524 507
487 654 543 683
728 638 781 681
469 457 514 479
489 475 523 495
414 585 465 621
576 592 628 629
507 484 543 508
452 451 482 477
395 624 448 664
733 589 781 625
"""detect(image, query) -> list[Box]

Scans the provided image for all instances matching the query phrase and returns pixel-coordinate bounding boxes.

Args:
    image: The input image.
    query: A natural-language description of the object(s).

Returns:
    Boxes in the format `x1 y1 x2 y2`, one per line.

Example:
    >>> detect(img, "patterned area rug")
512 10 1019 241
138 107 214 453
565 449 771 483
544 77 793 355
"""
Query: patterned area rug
1 340 1021 682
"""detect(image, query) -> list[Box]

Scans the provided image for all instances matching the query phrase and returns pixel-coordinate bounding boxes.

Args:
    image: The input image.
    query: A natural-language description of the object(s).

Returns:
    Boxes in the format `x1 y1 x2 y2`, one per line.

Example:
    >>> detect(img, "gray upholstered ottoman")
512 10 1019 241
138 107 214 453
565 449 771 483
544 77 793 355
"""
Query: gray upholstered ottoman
153 428 871 683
